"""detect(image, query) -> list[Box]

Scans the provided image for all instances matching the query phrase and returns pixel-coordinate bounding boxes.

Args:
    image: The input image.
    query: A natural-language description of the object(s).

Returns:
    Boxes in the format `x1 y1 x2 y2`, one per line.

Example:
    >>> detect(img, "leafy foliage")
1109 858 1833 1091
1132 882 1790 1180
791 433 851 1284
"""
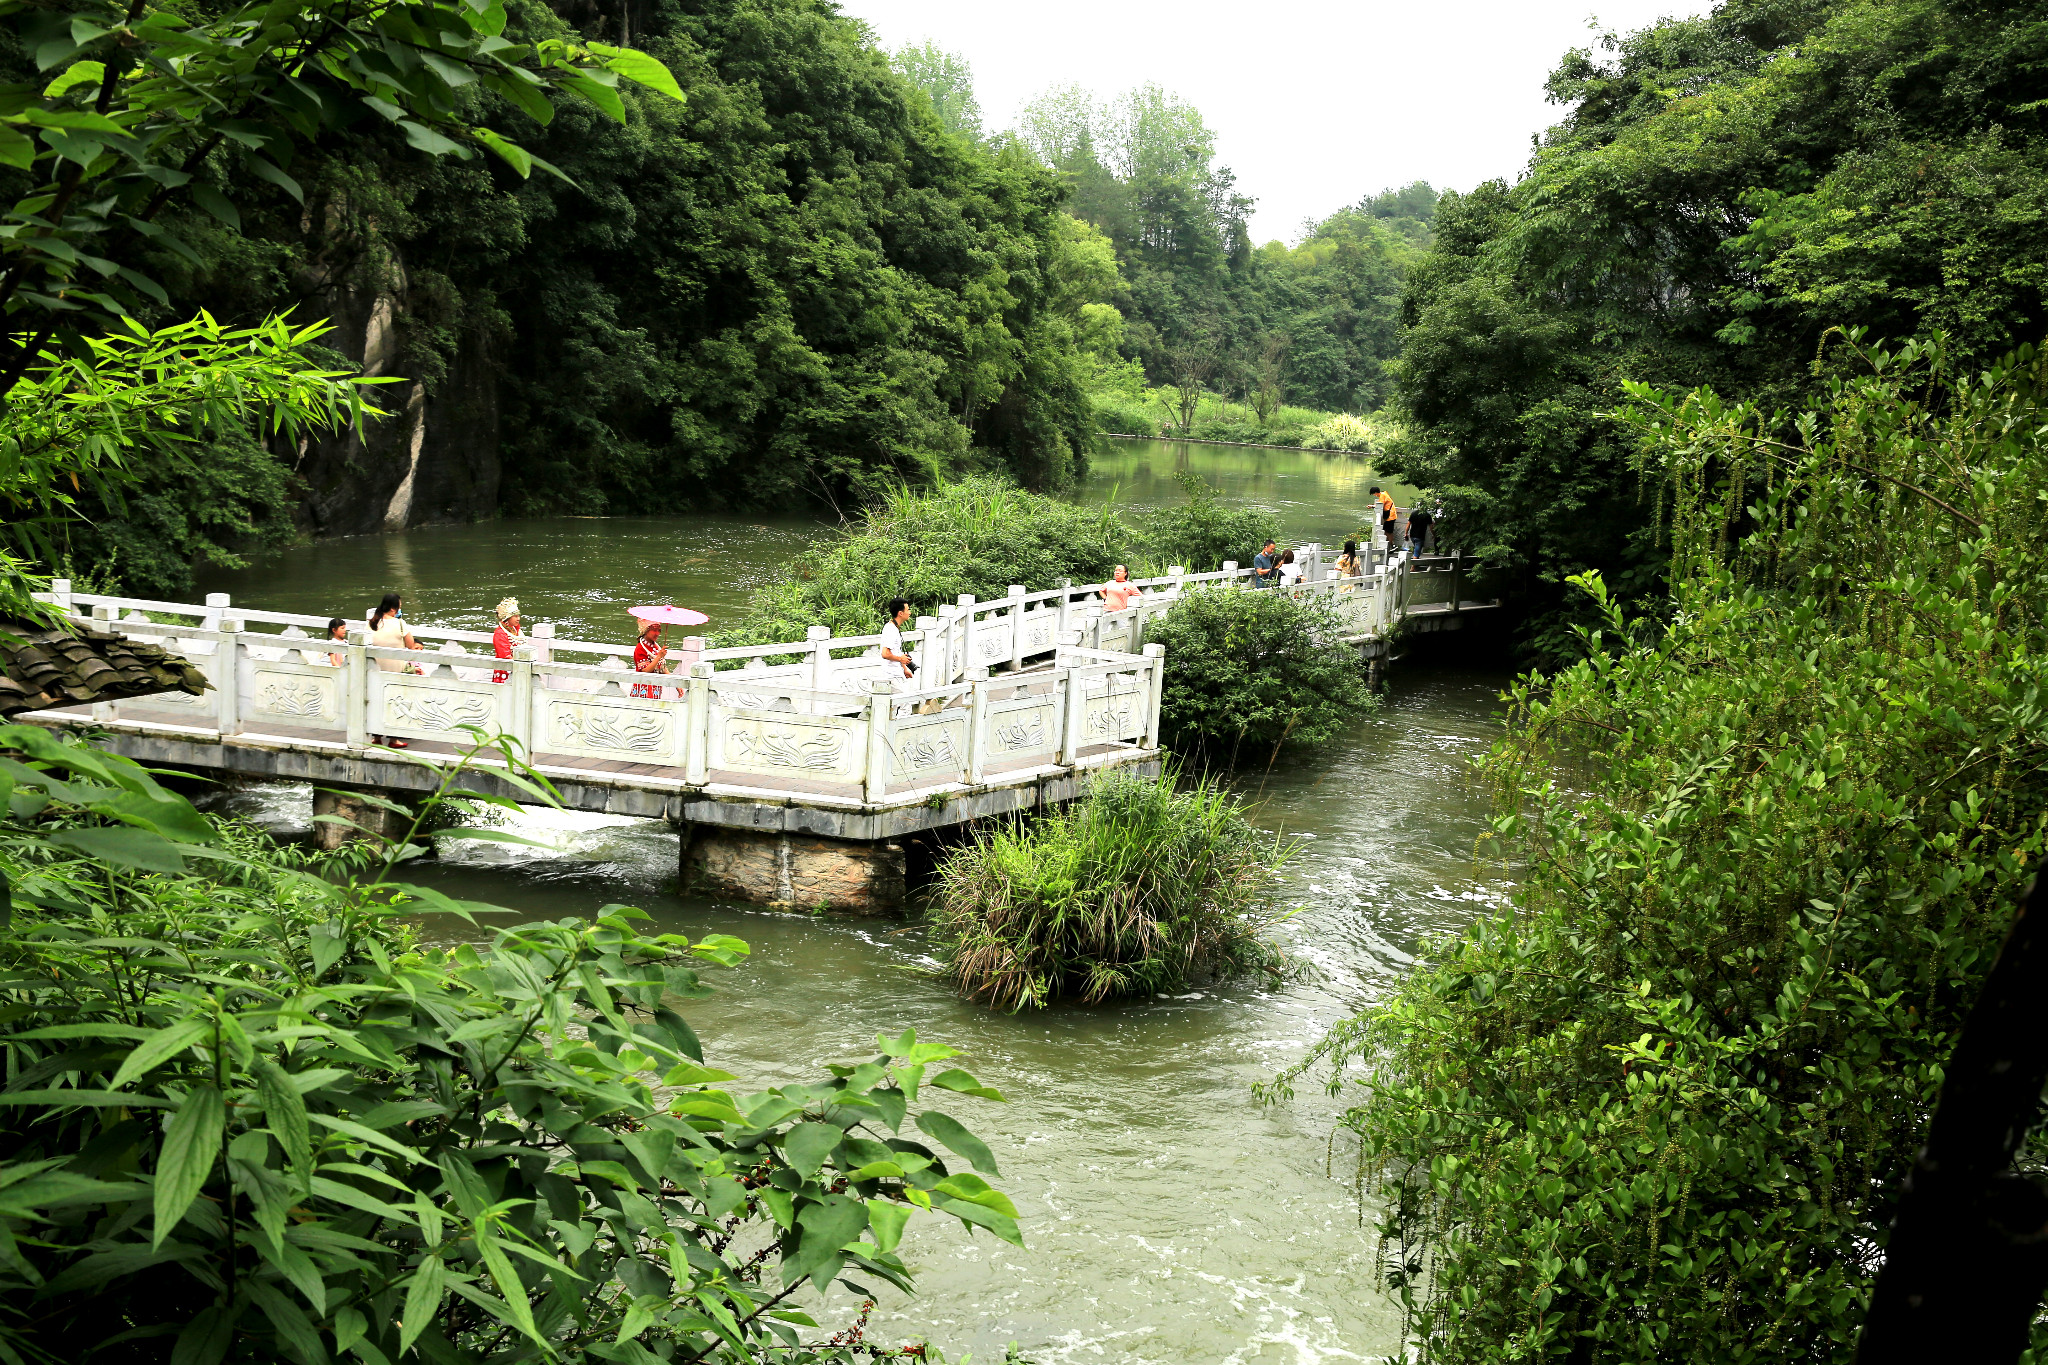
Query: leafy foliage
0 725 1020 1362
718 478 1137 645
1276 337 2048 1362
1141 472 1277 574
0 0 681 387
928 768 1296 1010
0 313 388 611
1383 0 2048 662
1143 584 1378 765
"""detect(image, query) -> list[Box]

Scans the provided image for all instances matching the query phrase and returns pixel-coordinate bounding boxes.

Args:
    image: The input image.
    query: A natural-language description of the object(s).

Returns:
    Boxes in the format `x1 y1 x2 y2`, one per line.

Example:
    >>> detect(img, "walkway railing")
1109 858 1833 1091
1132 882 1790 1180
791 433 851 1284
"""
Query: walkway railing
25 546 1474 807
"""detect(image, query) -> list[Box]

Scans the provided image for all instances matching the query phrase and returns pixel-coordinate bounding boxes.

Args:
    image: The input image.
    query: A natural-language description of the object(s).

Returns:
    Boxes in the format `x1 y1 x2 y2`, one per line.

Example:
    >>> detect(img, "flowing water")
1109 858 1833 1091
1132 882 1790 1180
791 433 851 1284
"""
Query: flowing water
196 441 1510 1364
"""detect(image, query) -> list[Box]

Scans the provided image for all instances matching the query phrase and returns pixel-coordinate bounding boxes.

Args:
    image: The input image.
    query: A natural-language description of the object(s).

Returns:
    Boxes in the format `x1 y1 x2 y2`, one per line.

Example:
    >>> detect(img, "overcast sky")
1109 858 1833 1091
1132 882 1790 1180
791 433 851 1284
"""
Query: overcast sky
838 0 1714 244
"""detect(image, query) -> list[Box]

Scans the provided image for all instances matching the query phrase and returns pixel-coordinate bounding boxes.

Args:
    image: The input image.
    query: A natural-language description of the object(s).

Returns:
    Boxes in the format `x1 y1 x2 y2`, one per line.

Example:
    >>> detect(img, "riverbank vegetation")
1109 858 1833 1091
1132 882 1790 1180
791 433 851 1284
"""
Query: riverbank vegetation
929 769 1297 1009
1144 586 1379 766
1278 336 2048 1360
0 725 1018 1362
1383 0 2048 661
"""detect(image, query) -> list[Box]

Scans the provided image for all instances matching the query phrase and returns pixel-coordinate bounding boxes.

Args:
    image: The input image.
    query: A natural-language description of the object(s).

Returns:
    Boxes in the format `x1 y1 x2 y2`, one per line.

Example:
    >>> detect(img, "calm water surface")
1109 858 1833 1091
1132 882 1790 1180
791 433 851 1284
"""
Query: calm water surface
198 442 1509 1364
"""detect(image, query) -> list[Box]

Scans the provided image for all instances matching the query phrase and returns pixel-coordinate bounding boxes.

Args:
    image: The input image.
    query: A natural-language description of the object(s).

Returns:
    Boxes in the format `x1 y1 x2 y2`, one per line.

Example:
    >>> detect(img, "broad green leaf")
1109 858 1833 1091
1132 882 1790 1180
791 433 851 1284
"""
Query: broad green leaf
788 1193 867 1288
915 1111 999 1175
929 1068 1006 1102
111 1016 213 1090
474 127 530 177
937 1196 1024 1248
562 73 625 124
781 1122 841 1177
153 1084 224 1247
171 1305 235 1365
42 61 104 98
933 1172 1018 1217
399 1257 446 1356
253 1058 313 1184
46 826 186 872
867 1200 912 1253
188 184 240 231
596 45 686 104
475 1230 543 1347
0 127 30 171
399 120 466 157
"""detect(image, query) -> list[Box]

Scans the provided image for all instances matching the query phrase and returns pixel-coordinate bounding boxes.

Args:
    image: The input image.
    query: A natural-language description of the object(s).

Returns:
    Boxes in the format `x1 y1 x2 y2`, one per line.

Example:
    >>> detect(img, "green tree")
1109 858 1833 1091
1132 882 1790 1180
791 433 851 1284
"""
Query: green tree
890 40 982 142
1383 0 2048 661
1278 335 2048 1362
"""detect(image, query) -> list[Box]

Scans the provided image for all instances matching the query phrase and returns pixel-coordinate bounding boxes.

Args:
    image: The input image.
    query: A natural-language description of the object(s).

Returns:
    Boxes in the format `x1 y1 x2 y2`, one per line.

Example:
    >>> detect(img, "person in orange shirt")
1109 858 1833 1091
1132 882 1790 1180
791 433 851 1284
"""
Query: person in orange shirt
1370 485 1399 552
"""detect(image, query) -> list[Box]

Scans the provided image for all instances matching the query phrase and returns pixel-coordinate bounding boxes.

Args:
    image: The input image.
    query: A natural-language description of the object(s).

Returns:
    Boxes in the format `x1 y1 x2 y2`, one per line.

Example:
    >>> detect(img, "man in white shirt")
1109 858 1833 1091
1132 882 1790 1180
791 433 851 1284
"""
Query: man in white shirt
879 598 915 679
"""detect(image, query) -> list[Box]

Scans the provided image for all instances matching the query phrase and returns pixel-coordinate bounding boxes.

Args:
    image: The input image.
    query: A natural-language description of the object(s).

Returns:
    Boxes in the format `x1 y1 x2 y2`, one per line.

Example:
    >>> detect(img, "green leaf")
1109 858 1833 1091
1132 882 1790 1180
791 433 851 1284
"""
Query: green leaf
937 1195 1024 1248
789 1193 868 1288
399 120 466 157
933 1172 1018 1217
916 1111 999 1175
153 1083 224 1248
563 73 625 124
111 1016 213 1090
188 184 240 231
867 1200 911 1253
399 1257 446 1356
171 1304 235 1365
929 1068 1006 1101
597 46 687 104
241 154 304 205
42 61 104 98
474 128 531 178
254 1058 313 1184
475 1230 543 1347
46 826 186 872
781 1122 841 1178
0 127 29 171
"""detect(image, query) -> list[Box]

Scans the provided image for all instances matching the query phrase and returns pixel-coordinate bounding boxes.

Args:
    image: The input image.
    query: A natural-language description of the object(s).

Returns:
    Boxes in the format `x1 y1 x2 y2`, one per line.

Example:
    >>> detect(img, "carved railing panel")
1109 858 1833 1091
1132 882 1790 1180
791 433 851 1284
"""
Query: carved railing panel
708 707 865 785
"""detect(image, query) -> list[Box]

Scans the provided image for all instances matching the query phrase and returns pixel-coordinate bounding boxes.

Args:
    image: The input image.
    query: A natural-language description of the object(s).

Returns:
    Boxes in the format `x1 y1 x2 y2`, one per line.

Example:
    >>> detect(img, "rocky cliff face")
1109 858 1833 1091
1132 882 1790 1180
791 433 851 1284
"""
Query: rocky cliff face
290 233 502 537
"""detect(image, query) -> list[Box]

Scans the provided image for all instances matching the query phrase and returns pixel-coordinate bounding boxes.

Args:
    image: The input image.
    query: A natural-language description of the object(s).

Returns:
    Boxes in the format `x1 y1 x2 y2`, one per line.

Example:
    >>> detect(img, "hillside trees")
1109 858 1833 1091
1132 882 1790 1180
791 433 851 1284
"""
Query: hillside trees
1385 0 2048 660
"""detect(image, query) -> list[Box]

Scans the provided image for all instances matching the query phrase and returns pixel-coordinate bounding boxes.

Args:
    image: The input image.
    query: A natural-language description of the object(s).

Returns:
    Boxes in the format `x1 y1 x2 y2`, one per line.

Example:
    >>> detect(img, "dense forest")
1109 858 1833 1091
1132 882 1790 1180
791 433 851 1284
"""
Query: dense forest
1381 0 2048 658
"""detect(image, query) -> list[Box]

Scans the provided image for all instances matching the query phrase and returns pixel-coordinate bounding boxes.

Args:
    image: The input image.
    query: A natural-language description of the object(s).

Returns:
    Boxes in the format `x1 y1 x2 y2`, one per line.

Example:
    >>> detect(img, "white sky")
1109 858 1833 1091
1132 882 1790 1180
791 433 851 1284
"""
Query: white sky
839 0 1714 244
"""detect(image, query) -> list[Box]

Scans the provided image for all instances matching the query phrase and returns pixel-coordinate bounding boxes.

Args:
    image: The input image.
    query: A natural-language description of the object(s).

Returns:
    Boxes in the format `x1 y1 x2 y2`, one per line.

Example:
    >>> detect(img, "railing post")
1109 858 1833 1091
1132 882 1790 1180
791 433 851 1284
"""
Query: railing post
685 663 712 784
1450 551 1462 614
201 592 229 642
966 673 989 784
1060 663 1088 765
1055 578 1073 638
806 625 832 693
1083 605 1104 652
508 646 535 753
1168 566 1185 597
916 614 942 679
89 605 117 721
1221 560 1238 590
865 680 894 803
955 594 976 682
346 628 370 748
1006 584 1026 673
1141 643 1166 750
214 617 242 736
50 578 71 614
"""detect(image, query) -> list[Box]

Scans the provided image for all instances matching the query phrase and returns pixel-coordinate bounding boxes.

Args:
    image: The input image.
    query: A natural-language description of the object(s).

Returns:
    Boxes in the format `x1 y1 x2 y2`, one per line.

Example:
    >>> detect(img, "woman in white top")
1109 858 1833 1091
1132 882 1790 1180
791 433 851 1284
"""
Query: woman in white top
366 593 423 749
1277 549 1302 589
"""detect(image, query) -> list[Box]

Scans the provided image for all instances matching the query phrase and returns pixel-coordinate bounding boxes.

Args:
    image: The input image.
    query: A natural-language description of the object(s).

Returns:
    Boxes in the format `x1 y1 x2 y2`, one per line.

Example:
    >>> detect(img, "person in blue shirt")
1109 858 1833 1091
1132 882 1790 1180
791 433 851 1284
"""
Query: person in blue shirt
1251 539 1278 588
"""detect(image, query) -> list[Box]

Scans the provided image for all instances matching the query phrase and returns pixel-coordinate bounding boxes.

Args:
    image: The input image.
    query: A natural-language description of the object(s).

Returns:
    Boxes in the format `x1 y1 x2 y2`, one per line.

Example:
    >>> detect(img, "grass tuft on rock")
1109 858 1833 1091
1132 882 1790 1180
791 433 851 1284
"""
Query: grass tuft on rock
929 769 1297 1010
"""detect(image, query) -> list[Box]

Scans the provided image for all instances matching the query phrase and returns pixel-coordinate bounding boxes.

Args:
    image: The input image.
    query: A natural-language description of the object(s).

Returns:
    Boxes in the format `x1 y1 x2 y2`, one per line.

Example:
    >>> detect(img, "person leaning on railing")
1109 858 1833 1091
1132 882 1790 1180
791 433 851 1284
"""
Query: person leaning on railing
1100 565 1143 611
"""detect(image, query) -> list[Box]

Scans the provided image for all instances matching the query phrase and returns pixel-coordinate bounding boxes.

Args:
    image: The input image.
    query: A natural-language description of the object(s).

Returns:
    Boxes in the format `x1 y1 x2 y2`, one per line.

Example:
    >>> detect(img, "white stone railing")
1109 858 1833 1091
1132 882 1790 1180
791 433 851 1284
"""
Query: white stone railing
26 549 1468 804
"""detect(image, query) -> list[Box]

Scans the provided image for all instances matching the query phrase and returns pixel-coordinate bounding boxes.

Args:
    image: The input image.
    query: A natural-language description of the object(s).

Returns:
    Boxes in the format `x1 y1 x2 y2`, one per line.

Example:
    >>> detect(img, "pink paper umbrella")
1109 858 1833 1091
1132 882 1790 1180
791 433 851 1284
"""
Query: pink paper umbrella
629 603 710 626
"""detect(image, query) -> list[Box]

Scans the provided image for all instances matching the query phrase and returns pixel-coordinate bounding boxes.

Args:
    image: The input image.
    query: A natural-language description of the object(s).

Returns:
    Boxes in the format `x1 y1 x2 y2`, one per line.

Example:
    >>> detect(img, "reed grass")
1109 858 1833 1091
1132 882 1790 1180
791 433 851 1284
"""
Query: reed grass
928 768 1298 1010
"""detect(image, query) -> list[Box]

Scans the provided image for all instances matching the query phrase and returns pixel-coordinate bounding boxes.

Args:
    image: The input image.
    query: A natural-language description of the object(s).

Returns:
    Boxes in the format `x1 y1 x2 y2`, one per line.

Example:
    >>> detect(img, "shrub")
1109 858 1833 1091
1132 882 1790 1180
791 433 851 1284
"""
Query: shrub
1144 584 1378 765
0 725 1017 1363
1271 337 2048 1362
1301 412 1385 454
719 477 1139 645
1143 472 1279 573
1088 391 1160 438
928 769 1296 1009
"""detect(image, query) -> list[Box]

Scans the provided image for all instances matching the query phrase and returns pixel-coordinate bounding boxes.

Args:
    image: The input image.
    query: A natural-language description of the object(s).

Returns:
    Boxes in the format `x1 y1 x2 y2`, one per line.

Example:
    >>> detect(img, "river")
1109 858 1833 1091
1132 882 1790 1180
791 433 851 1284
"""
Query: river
196 439 1506 1364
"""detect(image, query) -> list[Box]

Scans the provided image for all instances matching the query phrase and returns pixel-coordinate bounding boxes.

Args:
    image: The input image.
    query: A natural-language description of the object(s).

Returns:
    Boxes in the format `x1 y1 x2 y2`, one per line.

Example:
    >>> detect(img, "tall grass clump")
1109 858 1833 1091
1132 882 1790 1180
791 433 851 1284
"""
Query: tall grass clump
720 476 1139 645
930 769 1297 1010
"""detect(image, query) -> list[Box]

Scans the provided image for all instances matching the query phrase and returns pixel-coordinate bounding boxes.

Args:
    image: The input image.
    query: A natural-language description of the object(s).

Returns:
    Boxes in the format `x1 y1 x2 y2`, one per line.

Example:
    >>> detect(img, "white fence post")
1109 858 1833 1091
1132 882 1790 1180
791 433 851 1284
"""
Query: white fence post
807 625 832 693
345 629 370 747
88 605 117 722
865 681 894 802
966 674 989 784
215 617 243 735
685 663 711 784
1143 643 1166 750
955 595 976 682
50 578 72 614
1060 664 1088 764
916 614 941 679
1006 585 1026 673
1055 578 1073 638
508 646 535 753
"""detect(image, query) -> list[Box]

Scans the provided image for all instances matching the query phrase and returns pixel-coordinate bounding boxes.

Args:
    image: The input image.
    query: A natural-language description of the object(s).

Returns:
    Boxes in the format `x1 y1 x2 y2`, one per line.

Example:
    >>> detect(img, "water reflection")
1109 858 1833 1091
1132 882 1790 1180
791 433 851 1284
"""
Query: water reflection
1078 439 1421 550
